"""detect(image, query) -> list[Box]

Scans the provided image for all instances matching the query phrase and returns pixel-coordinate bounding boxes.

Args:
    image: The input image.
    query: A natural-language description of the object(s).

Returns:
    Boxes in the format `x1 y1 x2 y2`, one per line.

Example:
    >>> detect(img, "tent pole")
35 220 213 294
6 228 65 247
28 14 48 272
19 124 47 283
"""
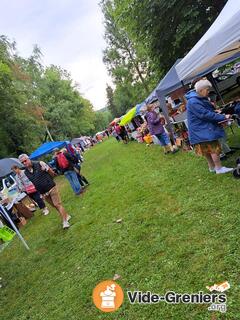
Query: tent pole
207 73 225 105
0 204 30 250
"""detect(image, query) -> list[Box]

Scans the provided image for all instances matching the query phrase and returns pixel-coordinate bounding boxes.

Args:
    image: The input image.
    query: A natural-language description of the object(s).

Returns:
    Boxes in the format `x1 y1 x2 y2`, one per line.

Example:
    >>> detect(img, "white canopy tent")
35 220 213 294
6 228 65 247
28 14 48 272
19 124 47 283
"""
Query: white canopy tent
176 0 240 80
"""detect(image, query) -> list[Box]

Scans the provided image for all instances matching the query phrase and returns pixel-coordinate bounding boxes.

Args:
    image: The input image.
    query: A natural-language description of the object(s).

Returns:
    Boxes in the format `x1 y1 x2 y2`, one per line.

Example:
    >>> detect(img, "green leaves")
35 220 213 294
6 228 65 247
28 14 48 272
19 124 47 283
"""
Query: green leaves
0 37 103 157
101 0 228 117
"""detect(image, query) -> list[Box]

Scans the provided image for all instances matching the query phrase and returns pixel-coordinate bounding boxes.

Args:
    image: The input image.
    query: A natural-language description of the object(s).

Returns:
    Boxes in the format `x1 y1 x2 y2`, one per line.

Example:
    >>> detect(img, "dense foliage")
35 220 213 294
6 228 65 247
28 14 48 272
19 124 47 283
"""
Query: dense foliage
101 0 227 117
0 37 111 158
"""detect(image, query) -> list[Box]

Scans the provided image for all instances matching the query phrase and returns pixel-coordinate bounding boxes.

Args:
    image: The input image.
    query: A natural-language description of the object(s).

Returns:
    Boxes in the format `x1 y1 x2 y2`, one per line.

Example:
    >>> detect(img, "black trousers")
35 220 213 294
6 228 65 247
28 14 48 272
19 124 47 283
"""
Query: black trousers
77 174 89 186
28 192 46 209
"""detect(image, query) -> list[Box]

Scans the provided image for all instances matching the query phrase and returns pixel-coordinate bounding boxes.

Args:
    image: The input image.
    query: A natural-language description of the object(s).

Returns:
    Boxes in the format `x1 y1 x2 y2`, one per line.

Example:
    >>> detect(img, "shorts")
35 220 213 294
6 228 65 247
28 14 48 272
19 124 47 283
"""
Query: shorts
194 140 222 156
155 132 170 146
43 186 62 208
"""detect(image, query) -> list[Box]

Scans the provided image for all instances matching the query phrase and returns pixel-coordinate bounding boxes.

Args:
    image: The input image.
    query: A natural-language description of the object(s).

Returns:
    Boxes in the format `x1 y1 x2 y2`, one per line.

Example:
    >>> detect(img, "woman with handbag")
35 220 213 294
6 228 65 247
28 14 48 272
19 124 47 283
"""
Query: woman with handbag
11 165 49 215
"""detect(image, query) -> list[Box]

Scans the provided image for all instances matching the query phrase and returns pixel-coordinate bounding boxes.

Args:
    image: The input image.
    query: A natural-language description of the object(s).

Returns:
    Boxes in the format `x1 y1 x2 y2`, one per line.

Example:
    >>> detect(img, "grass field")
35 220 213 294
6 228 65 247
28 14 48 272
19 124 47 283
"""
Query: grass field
1 135 240 320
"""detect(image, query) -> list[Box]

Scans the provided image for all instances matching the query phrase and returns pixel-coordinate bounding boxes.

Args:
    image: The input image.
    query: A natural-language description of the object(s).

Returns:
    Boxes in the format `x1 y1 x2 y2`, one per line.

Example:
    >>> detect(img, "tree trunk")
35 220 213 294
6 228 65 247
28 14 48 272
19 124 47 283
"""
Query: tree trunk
41 114 54 141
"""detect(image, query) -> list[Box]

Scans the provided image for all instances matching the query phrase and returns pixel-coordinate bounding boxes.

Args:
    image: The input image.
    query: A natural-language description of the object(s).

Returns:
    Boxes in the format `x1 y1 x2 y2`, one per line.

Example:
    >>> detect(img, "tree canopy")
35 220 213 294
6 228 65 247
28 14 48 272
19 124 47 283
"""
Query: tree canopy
0 36 111 158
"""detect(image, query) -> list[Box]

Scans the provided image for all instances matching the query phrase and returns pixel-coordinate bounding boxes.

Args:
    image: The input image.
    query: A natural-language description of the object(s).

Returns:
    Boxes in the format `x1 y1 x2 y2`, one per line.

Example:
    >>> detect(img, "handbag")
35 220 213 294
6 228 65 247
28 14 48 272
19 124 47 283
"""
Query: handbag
25 184 37 194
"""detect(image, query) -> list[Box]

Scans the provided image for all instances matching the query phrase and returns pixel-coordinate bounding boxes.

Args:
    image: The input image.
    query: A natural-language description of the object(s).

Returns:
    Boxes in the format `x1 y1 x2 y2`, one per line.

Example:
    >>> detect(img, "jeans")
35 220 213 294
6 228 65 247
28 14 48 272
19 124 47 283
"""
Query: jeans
64 170 81 194
155 132 170 146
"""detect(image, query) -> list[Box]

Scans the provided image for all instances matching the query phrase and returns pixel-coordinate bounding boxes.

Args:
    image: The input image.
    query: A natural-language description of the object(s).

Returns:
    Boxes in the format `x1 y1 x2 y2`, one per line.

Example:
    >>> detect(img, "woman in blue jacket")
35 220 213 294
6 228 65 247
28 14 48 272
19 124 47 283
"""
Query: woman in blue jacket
186 79 233 174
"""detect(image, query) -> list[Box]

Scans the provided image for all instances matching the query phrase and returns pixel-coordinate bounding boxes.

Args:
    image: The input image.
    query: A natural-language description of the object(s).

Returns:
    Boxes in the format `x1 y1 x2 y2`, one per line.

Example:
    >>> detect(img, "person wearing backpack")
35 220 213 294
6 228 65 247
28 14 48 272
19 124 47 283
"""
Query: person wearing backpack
53 148 83 195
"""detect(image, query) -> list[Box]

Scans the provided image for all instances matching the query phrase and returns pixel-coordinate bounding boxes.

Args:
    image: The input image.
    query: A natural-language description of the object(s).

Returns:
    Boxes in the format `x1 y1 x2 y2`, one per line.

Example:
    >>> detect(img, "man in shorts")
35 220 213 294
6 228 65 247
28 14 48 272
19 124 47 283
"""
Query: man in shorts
18 154 71 229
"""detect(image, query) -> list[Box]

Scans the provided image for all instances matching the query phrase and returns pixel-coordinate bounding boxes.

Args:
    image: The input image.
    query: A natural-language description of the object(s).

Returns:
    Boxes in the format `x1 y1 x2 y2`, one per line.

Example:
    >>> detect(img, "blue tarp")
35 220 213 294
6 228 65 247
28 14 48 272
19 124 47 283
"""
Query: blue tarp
30 141 68 160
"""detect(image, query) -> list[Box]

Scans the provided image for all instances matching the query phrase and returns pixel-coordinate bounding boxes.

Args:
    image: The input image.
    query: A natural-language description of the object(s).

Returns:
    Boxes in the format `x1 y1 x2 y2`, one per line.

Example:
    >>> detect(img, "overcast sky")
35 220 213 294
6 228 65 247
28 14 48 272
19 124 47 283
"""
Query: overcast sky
0 0 111 110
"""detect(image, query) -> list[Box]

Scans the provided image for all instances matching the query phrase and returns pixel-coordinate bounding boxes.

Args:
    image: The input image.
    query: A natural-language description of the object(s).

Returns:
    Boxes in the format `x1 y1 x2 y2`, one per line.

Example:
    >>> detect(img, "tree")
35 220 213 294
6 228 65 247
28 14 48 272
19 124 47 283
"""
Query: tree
106 84 118 117
38 65 96 139
0 36 100 157
113 0 228 75
94 110 112 132
101 0 151 93
0 36 43 156
101 0 228 119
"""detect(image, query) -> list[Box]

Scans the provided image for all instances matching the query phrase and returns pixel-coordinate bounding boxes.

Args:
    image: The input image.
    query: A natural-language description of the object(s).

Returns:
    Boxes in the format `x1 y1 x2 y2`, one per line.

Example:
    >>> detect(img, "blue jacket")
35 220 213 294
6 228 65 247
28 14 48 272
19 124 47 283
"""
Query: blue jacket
186 91 225 145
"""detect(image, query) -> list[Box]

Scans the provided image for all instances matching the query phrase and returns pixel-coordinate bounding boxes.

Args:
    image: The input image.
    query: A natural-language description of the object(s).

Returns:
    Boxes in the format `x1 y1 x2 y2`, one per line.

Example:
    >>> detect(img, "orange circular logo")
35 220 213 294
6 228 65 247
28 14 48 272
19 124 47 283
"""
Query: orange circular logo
92 280 124 312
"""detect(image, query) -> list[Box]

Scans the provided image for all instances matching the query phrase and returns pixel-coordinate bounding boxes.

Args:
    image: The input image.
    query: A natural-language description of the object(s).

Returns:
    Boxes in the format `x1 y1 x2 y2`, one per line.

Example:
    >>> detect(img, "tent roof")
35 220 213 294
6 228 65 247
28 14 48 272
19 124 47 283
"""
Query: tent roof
155 59 184 96
30 141 67 160
145 53 240 104
176 0 240 80
145 89 158 105
71 137 85 145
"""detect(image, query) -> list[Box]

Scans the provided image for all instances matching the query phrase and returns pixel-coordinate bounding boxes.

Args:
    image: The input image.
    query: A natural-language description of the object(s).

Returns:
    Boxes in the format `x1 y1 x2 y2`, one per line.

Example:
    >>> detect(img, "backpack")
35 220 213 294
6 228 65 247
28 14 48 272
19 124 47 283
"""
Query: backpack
56 153 69 169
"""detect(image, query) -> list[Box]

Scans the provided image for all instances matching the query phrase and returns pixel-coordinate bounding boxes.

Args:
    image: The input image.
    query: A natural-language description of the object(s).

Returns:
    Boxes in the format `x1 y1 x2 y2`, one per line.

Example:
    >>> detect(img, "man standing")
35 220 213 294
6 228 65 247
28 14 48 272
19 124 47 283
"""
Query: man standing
53 148 84 195
18 154 71 229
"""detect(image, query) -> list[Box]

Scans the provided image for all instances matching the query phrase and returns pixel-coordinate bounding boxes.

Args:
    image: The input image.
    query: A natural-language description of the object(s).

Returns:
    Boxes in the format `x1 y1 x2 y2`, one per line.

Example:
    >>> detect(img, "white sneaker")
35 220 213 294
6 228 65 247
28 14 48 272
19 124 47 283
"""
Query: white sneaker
42 208 49 215
63 220 70 229
67 215 71 222
216 167 233 174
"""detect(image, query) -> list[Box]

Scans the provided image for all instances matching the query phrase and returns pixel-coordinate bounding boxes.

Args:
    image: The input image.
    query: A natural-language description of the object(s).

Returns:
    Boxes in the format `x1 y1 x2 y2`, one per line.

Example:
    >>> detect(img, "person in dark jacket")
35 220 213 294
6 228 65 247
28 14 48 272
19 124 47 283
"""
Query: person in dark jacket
18 154 71 229
186 79 233 174
145 104 177 154
53 149 84 196
12 165 49 215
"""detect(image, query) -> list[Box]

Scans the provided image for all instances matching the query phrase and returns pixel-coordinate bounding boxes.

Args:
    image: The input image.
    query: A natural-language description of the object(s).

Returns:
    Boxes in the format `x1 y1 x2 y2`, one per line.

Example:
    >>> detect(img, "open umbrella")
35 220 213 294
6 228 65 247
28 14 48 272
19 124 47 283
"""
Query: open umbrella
0 158 23 178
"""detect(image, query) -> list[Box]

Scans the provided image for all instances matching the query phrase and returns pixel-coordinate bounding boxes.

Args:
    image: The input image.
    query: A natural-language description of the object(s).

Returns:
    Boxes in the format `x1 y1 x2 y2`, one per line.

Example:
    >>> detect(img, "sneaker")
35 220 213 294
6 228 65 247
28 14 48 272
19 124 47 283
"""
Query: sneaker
42 208 49 216
209 168 216 173
63 220 70 229
215 167 233 174
67 215 71 222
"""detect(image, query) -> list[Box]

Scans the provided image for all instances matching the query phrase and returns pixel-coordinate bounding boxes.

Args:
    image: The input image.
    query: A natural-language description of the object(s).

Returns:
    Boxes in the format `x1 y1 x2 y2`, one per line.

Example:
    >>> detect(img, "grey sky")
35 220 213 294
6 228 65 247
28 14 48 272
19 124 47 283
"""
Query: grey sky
0 0 110 110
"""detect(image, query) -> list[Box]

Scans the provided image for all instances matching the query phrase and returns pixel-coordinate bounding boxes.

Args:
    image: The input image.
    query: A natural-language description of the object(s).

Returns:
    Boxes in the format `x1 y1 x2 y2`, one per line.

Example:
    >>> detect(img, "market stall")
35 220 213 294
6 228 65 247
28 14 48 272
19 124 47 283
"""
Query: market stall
176 0 240 80
30 141 68 160
0 158 30 250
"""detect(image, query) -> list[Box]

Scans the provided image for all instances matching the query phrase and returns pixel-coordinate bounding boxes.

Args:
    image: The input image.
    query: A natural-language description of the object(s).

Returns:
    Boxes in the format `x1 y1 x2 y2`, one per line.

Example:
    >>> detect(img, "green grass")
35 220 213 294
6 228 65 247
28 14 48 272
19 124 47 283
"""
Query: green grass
1 136 240 319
